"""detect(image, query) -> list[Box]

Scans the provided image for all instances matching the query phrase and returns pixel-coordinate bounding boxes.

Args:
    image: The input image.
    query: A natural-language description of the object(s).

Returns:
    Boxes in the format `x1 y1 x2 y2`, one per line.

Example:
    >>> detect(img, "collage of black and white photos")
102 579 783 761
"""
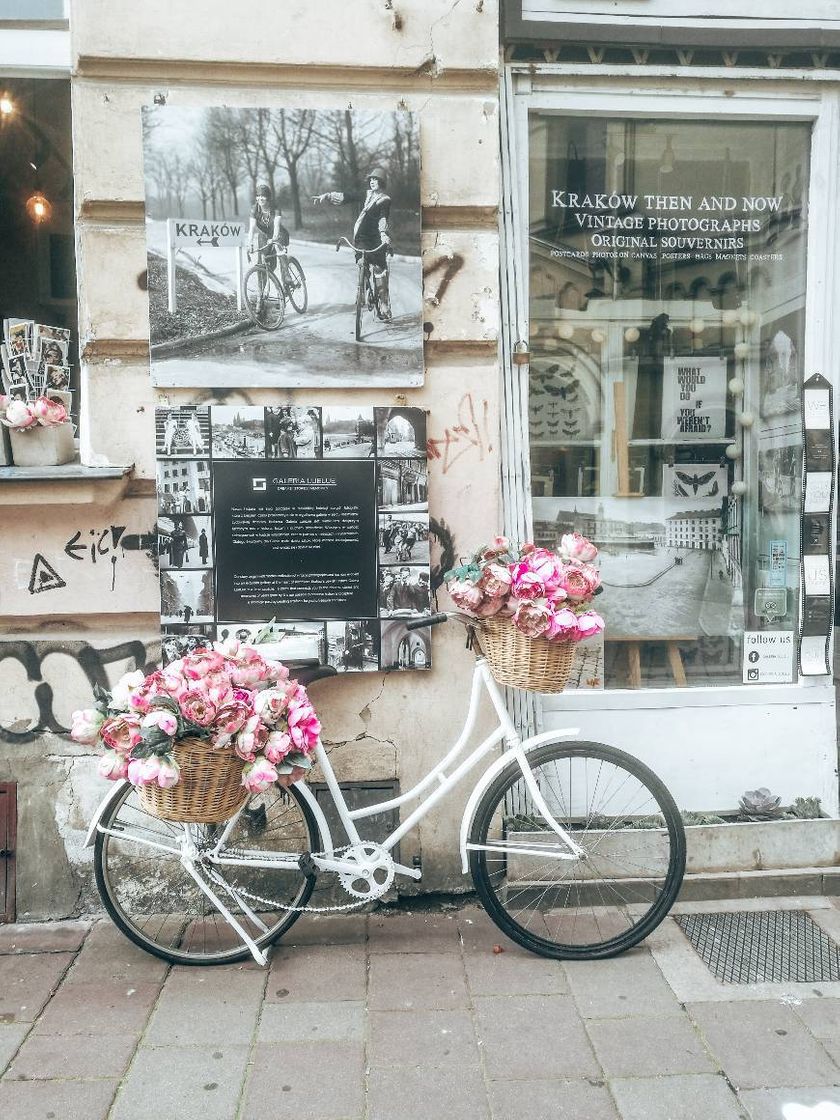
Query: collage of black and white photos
1 318 73 415
156 404 432 673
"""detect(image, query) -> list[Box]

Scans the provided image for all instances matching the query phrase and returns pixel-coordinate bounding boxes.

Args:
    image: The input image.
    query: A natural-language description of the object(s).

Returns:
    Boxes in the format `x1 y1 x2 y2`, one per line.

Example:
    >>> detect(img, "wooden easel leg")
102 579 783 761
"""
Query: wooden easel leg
627 642 642 688
667 642 688 687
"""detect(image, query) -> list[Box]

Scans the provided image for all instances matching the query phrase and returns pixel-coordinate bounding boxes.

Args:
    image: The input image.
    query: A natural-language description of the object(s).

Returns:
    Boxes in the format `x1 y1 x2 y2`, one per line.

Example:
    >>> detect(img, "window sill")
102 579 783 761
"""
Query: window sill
0 464 134 505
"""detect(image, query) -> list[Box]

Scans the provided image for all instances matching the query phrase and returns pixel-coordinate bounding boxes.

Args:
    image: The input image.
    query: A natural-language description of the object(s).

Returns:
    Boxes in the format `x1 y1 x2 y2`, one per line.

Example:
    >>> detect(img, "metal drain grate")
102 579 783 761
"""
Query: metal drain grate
676 910 840 984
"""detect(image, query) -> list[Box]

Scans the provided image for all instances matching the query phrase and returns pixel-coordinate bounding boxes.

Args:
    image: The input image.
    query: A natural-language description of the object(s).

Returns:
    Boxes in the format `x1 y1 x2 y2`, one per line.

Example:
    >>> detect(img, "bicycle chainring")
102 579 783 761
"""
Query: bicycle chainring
337 843 395 901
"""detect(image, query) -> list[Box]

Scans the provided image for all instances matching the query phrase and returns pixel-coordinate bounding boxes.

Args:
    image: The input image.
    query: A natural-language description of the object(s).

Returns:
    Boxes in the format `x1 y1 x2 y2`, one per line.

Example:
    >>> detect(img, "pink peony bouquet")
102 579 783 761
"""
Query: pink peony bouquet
1 395 68 431
70 639 322 794
444 533 605 644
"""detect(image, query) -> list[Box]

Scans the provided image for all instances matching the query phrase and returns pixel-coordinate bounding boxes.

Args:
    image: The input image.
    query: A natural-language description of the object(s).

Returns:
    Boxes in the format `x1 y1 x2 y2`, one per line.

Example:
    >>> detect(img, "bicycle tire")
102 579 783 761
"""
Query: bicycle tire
94 781 320 966
243 265 286 330
469 740 685 960
286 257 308 314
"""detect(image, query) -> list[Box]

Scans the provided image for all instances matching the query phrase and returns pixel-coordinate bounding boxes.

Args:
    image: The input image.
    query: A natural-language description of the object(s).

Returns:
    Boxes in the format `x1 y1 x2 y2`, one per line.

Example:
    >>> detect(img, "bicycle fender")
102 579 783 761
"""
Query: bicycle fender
84 779 128 847
458 728 579 875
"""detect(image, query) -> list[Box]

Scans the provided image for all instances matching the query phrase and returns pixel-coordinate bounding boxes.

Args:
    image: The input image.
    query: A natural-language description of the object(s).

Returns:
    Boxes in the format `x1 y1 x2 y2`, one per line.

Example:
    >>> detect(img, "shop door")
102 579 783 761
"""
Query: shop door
505 84 835 698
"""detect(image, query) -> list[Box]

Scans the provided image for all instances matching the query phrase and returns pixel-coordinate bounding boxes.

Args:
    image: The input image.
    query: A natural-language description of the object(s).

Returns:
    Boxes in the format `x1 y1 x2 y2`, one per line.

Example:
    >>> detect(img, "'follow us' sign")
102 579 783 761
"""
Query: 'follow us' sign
165 218 246 314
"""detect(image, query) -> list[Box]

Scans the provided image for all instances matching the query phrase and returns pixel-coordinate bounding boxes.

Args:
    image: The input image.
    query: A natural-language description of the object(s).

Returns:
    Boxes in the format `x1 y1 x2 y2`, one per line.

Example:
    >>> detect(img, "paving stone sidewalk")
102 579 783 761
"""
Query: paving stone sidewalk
2 896 840 1119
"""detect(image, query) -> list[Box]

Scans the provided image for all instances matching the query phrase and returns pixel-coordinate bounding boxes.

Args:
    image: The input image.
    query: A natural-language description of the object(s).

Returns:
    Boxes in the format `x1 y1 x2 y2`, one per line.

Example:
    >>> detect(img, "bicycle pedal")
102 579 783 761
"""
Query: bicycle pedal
297 851 320 880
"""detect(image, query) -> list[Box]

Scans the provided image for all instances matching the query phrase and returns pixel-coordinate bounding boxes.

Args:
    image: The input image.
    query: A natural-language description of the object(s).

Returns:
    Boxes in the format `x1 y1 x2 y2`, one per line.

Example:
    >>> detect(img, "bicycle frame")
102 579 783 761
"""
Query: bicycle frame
85 656 584 965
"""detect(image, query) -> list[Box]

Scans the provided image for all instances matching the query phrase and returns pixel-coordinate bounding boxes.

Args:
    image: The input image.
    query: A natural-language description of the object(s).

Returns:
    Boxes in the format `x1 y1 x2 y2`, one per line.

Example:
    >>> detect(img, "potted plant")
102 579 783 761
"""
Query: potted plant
444 533 605 692
2 395 75 467
70 639 322 823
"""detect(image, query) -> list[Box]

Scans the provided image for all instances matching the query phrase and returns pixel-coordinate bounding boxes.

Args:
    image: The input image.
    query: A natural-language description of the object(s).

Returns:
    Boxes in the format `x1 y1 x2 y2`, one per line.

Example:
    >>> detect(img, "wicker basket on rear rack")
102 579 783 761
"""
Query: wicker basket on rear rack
137 737 248 824
474 616 575 694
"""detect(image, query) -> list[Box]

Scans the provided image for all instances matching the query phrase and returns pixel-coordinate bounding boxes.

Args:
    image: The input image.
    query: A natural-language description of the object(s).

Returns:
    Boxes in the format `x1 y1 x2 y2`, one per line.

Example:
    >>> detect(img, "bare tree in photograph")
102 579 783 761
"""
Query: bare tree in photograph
272 109 315 229
205 108 245 217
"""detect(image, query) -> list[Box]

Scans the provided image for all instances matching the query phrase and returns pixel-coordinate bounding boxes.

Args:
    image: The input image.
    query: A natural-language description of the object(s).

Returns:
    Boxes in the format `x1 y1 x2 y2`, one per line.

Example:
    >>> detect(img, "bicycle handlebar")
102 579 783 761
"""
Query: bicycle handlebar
405 613 449 631
335 236 388 255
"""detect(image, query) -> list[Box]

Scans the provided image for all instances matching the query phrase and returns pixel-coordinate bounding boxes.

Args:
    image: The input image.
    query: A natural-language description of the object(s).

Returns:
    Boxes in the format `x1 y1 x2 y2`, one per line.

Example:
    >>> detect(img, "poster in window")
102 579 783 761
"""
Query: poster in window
660 356 727 442
142 105 423 389
760 311 802 421
155 404 431 673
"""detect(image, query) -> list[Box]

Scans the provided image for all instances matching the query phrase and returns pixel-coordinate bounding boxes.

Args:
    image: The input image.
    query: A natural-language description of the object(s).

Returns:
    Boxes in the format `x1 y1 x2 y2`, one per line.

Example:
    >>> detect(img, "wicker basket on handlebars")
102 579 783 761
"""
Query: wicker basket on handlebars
475 616 575 694
137 737 248 824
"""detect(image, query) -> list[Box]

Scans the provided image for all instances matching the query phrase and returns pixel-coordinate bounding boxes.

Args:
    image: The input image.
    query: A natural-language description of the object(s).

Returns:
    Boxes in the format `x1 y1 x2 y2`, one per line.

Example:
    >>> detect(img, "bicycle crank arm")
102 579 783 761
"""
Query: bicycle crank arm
391 860 422 881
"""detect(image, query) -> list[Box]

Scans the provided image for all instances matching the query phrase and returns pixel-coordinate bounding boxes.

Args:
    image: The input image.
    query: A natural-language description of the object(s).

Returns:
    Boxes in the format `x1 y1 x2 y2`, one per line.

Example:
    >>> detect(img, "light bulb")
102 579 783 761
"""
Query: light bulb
721 309 739 327
25 192 52 224
734 341 750 359
725 444 741 460
0 95 13 116
624 327 640 343
590 329 606 345
556 322 574 340
739 308 757 328
731 480 747 496
737 412 755 428
689 318 705 334
728 377 745 395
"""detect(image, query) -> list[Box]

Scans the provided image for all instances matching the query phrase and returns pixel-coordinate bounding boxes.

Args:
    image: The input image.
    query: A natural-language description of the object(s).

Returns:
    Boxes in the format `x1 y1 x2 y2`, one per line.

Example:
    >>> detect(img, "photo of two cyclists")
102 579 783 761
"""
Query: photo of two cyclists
142 106 423 388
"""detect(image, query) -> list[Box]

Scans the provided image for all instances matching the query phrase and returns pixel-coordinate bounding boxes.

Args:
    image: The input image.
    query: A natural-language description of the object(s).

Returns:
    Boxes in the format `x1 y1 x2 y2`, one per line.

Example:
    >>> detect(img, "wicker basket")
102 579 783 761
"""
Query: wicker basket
475 615 575 693
137 737 248 823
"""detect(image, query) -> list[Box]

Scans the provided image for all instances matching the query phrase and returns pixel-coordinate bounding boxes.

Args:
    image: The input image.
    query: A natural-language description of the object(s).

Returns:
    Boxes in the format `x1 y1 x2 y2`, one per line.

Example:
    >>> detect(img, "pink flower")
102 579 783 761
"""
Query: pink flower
478 563 513 601
230 652 270 688
481 534 510 560
510 563 545 601
127 755 162 786
30 396 67 427
472 596 505 618
559 532 598 563
179 690 217 727
512 598 552 639
156 754 180 788
520 541 536 555
241 757 279 793
159 665 188 699
526 548 566 593
559 562 600 602
447 578 484 614
253 688 289 726
545 607 580 641
214 699 252 736
3 400 36 430
141 709 178 736
575 611 605 640
97 749 129 781
264 731 293 764
263 659 290 683
182 649 225 680
70 708 105 745
235 715 268 760
100 714 142 754
287 691 321 752
109 670 147 711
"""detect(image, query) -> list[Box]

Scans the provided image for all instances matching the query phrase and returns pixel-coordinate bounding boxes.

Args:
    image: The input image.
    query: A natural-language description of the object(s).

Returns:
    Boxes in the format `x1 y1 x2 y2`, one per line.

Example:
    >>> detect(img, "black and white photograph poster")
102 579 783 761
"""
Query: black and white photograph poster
154 403 431 671
661 356 727 441
142 105 423 389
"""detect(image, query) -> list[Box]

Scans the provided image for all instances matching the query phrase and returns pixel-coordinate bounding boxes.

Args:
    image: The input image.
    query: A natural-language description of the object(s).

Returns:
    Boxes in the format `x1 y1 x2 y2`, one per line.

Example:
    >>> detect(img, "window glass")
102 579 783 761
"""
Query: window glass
529 114 809 688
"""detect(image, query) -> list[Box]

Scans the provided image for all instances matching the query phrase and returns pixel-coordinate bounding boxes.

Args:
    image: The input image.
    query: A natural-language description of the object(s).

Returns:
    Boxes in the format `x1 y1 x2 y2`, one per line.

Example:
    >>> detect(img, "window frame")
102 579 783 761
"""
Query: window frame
500 69 840 710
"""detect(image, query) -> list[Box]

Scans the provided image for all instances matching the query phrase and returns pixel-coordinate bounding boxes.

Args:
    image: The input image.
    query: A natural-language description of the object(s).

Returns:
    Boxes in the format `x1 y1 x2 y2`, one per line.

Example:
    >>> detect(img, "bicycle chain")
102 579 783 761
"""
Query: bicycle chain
221 844 374 915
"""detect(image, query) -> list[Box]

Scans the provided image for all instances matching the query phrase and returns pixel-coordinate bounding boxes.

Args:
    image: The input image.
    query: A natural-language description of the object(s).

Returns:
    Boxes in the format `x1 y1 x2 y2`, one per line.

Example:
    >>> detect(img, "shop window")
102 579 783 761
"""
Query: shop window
528 114 809 688
0 77 78 424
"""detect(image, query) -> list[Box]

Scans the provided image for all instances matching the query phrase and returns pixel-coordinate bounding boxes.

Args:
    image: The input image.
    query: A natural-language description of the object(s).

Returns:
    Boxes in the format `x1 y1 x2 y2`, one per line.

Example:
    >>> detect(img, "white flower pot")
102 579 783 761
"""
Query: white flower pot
9 422 76 467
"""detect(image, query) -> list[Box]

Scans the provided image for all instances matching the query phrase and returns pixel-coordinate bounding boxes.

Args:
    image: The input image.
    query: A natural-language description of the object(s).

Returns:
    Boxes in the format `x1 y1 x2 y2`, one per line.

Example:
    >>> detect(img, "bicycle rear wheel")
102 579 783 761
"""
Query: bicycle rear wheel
286 257 308 313
243 266 286 330
94 782 319 965
469 741 685 959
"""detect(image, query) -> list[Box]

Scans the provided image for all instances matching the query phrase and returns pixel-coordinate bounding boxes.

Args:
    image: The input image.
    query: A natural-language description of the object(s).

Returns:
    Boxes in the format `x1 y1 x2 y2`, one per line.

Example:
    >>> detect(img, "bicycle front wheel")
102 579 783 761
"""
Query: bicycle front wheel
243 265 286 330
94 782 319 966
286 257 308 313
469 741 685 959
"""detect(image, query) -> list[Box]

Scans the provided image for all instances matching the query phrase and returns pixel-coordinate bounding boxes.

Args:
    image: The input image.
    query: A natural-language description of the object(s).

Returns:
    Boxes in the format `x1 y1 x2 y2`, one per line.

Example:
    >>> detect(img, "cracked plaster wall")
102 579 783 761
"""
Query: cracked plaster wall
0 0 502 918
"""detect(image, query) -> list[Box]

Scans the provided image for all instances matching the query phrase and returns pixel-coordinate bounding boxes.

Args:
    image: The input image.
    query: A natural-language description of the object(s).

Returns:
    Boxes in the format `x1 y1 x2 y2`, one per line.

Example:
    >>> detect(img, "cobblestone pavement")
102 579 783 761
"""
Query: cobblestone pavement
2 896 840 1119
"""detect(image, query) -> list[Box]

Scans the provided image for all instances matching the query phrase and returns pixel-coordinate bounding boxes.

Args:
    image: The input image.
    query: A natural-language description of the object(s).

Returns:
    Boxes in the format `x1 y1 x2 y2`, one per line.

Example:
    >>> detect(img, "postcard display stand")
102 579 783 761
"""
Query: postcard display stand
799 373 835 676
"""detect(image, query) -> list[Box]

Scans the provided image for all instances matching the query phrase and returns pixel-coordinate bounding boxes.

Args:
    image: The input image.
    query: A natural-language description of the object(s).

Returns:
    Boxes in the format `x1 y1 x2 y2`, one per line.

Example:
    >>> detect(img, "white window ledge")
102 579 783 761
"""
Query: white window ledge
0 464 134 505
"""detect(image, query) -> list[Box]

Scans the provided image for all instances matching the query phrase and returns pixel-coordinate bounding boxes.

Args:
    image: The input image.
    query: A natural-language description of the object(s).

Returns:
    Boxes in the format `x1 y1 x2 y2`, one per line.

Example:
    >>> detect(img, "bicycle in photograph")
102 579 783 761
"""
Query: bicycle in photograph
87 613 686 968
241 239 308 331
335 236 391 342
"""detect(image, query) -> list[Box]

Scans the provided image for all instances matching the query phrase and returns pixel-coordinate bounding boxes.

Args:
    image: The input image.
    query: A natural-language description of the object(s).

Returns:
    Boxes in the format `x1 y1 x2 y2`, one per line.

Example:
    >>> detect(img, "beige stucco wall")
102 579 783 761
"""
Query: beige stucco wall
0 1 502 917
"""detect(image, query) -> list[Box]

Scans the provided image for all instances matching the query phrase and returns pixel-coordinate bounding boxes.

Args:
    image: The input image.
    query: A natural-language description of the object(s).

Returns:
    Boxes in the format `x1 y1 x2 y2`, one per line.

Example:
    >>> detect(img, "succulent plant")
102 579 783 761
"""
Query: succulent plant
788 796 823 820
738 787 784 821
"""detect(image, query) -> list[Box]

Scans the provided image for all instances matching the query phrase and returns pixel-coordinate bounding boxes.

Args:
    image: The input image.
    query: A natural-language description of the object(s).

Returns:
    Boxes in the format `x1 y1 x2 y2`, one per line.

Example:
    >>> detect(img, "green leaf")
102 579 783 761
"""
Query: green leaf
284 751 313 770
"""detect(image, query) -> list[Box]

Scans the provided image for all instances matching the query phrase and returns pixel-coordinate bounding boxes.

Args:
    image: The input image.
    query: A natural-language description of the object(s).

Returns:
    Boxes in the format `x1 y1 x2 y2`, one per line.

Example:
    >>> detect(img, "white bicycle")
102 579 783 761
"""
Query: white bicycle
86 614 686 967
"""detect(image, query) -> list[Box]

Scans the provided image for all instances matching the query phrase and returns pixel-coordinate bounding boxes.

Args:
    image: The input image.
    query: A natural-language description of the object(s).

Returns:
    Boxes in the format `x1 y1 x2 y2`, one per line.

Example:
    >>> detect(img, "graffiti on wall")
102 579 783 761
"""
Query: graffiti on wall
25 528 157 596
0 639 159 744
426 392 493 474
